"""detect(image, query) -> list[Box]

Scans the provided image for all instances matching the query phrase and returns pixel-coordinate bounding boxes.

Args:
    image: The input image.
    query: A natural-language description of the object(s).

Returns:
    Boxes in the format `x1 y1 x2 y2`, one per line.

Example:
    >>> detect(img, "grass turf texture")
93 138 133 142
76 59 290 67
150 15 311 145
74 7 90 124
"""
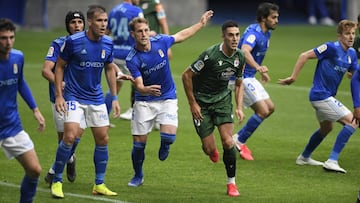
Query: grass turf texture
0 25 359 203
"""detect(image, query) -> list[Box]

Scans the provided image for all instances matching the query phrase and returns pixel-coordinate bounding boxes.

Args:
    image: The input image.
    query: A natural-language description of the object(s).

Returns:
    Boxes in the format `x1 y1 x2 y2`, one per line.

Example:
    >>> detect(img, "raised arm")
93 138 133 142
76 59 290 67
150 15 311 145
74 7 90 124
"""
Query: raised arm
172 10 214 43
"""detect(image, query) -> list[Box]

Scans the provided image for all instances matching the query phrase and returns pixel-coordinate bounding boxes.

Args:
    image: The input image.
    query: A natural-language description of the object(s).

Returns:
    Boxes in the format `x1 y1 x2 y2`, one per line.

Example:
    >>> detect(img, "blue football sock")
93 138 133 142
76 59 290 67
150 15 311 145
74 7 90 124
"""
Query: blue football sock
160 132 176 145
132 142 146 178
69 137 80 161
237 114 263 143
159 133 176 161
20 175 38 203
329 125 355 160
104 90 112 115
302 130 324 158
50 137 79 173
53 141 72 182
94 145 108 185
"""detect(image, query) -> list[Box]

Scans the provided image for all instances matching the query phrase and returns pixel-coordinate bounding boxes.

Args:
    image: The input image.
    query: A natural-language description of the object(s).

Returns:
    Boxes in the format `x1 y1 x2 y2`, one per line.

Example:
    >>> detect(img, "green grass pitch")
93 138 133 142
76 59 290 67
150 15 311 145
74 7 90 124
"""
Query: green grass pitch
0 24 359 203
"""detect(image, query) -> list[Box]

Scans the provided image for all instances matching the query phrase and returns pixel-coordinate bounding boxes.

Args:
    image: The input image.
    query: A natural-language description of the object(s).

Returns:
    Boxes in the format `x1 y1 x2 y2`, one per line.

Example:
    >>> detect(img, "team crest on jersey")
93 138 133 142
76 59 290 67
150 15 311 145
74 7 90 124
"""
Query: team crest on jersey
158 49 164 58
81 49 87 54
234 58 239 67
13 64 18 74
47 47 54 57
101 50 106 59
218 60 223 66
193 60 204 71
316 44 327 53
246 34 256 44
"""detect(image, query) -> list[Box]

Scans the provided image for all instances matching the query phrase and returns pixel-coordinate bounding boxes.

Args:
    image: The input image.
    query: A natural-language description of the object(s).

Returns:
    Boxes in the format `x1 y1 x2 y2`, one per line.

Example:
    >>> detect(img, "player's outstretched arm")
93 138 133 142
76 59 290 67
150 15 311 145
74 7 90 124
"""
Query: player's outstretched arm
172 10 214 43
278 49 316 85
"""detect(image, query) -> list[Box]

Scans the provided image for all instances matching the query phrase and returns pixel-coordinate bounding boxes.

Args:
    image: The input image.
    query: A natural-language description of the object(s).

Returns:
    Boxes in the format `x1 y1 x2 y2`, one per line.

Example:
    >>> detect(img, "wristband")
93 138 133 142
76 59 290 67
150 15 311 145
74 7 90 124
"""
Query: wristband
112 95 118 101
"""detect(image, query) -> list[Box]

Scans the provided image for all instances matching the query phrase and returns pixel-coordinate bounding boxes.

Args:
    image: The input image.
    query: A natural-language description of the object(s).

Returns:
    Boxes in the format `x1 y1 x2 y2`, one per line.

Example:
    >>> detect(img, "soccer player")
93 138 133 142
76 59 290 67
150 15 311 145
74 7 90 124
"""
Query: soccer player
353 14 360 57
352 15 360 127
182 20 245 197
278 20 358 174
139 0 169 37
119 0 172 124
41 10 86 186
125 10 213 187
104 0 143 124
50 5 132 198
232 2 279 161
0 18 46 203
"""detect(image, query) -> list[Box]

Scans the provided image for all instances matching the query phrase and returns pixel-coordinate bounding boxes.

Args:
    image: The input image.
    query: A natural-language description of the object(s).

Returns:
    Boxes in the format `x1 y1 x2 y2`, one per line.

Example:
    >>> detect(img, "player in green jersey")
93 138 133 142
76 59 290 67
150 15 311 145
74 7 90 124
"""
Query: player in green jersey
182 20 245 197
139 0 169 35
353 14 360 58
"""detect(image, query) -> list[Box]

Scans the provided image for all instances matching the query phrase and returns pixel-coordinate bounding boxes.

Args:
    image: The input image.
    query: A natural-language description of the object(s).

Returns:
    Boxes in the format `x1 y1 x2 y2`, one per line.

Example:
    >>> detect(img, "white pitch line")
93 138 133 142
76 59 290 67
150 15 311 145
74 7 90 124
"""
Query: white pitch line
0 181 131 203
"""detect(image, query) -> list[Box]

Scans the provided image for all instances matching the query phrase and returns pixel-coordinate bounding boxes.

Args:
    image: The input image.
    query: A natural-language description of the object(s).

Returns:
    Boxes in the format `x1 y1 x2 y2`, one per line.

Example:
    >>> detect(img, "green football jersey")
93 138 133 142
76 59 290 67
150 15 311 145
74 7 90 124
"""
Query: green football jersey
353 35 360 58
140 0 162 34
190 43 245 103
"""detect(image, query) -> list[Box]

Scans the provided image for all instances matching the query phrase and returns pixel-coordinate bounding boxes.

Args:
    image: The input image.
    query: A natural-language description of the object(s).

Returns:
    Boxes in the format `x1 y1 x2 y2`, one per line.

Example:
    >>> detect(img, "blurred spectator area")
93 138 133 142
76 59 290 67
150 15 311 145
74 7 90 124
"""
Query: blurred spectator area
0 0 27 25
208 0 357 24
0 0 358 30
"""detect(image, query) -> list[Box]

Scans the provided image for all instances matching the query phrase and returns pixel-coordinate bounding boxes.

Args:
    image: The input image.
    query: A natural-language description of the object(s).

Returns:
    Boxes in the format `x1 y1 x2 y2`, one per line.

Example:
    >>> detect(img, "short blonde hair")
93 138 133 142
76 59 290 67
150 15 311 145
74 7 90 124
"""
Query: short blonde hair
129 17 148 31
337 20 356 34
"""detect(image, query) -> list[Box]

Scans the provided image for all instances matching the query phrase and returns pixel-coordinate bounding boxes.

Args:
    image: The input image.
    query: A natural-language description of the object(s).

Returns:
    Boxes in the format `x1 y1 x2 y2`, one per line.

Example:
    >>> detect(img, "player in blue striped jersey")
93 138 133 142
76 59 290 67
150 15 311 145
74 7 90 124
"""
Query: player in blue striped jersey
279 20 359 174
125 10 213 187
50 5 132 198
0 18 46 203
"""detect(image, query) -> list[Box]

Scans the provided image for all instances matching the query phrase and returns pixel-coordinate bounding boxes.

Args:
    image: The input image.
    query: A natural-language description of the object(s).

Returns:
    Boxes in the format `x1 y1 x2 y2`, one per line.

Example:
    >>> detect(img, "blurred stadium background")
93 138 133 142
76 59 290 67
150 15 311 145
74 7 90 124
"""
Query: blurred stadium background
0 0 359 30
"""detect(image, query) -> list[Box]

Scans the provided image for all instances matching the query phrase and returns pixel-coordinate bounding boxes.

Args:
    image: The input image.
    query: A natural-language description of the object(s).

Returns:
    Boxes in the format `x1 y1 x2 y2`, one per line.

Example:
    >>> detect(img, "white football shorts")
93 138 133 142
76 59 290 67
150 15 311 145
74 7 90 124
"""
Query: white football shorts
242 77 270 108
64 101 109 127
131 99 178 135
0 130 34 159
51 103 86 132
311 96 351 122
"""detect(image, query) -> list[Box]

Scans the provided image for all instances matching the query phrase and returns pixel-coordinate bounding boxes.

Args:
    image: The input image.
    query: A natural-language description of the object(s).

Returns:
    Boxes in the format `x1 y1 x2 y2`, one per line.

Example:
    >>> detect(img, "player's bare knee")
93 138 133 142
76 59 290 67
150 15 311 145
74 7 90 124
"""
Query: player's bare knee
95 134 109 145
27 164 42 178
